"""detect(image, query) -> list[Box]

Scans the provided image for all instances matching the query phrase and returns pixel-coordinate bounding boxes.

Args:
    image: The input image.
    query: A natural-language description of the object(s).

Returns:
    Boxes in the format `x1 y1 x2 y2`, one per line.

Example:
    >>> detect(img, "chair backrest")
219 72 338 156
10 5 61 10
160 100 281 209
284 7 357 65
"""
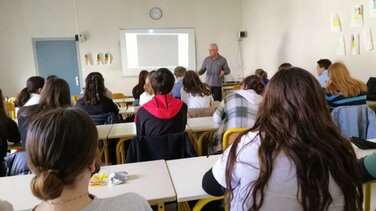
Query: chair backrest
71 95 79 104
187 101 220 118
3 101 16 120
222 128 248 150
331 105 376 139
112 92 125 99
125 132 197 163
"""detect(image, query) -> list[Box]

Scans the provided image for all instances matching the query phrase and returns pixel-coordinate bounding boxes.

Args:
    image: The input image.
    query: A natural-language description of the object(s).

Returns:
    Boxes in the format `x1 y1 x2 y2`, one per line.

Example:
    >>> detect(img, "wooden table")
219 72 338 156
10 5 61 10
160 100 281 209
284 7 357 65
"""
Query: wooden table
0 160 175 211
166 155 220 202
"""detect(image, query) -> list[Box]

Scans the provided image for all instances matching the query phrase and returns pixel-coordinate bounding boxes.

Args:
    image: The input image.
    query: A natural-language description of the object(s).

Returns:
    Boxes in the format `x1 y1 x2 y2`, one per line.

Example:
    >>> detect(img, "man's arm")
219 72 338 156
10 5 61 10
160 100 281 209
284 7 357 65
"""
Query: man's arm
197 58 207 75
222 58 231 75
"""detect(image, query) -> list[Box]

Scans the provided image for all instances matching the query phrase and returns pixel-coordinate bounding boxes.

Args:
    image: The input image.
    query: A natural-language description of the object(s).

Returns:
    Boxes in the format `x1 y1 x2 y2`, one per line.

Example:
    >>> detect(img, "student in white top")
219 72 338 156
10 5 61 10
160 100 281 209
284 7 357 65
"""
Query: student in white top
14 76 45 112
180 70 213 108
202 67 363 211
26 108 151 211
139 71 155 106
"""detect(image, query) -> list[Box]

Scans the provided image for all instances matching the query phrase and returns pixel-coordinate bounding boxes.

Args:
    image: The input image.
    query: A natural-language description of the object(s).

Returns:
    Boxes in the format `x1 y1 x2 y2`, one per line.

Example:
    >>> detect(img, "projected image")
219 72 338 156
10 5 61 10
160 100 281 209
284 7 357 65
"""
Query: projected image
120 28 195 76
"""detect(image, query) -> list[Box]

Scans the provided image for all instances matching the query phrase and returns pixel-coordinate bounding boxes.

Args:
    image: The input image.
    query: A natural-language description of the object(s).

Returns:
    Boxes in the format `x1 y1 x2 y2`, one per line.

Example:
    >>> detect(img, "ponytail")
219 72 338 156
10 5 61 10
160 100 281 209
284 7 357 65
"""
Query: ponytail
14 88 31 107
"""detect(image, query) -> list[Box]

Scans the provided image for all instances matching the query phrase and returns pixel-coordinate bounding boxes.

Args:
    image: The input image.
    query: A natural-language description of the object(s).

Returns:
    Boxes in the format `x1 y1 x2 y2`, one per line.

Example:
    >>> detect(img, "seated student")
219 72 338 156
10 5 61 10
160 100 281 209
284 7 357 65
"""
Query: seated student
211 75 264 153
171 66 186 99
255 69 269 85
80 72 113 99
132 70 149 106
0 89 20 176
278 62 292 71
181 70 214 108
202 68 363 211
325 62 367 109
359 152 376 182
17 78 71 148
26 108 151 211
316 59 332 87
14 76 45 110
139 71 155 106
76 72 119 125
136 68 187 136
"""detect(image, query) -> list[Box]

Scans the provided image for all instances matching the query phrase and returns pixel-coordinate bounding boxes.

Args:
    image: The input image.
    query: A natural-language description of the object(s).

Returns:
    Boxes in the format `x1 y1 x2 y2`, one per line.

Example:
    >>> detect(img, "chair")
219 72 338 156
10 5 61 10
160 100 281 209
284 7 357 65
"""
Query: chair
3 101 16 120
112 92 125 99
364 182 373 211
192 128 247 211
71 95 79 104
117 132 197 164
187 101 220 118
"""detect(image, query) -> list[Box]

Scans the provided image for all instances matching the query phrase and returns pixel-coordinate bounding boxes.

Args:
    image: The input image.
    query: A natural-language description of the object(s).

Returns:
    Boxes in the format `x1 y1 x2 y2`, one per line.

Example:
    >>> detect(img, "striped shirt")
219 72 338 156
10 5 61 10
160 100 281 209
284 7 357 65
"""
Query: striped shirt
326 92 367 110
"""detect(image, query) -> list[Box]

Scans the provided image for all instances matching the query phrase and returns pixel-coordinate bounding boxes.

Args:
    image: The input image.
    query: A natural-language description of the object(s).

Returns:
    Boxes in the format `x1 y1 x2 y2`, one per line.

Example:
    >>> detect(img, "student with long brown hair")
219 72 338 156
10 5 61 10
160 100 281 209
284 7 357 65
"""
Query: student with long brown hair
26 108 151 211
14 76 45 108
181 70 213 108
202 68 363 211
17 77 71 148
132 70 149 104
325 62 367 109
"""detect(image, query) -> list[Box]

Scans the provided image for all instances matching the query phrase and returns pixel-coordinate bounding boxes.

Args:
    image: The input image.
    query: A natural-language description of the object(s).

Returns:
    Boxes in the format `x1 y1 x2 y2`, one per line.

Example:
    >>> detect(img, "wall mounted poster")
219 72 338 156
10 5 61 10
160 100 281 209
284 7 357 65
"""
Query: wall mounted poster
331 13 342 33
363 28 374 51
371 0 376 17
351 34 360 55
351 5 364 27
336 35 346 55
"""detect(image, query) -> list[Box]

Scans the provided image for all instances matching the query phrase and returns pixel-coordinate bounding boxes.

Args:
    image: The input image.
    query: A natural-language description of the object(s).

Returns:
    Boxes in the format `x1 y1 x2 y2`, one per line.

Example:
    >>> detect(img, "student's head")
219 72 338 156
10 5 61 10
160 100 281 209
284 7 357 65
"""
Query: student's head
15 76 45 107
208 43 219 57
84 72 106 105
240 75 265 95
183 70 211 97
225 67 363 211
254 69 268 79
150 68 175 95
326 62 367 97
144 71 155 95
174 66 187 79
137 70 149 87
39 78 71 111
46 75 58 81
316 59 332 75
26 108 98 201
278 62 292 71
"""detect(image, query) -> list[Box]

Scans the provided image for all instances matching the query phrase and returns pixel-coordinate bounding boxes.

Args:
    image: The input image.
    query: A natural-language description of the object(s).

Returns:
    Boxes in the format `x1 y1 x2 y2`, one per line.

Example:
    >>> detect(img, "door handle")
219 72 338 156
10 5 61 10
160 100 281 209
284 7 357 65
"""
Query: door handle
75 76 79 86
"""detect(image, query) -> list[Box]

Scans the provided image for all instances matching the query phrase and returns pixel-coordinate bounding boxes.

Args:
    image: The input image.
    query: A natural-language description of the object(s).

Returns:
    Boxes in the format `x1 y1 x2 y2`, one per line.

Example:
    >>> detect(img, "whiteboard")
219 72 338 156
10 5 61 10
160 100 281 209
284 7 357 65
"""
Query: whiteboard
120 28 196 76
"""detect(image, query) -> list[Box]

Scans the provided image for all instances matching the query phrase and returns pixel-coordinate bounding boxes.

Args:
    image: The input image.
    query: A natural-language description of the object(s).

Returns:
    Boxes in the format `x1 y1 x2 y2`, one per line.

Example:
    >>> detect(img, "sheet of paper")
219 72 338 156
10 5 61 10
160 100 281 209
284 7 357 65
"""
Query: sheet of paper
351 34 360 55
351 5 364 27
331 13 342 33
336 35 346 56
363 28 374 51
370 0 376 17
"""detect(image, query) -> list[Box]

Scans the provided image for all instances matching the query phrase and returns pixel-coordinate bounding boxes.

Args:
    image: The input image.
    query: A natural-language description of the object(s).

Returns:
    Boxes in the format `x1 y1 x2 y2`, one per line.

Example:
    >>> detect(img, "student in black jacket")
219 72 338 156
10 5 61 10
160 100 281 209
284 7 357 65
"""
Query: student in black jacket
135 68 187 136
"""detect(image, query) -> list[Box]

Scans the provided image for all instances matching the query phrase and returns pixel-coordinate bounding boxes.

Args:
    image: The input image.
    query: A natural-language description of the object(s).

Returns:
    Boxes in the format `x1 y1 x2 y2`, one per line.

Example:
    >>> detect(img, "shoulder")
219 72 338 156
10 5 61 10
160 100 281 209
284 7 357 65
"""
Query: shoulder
83 193 151 211
0 200 14 211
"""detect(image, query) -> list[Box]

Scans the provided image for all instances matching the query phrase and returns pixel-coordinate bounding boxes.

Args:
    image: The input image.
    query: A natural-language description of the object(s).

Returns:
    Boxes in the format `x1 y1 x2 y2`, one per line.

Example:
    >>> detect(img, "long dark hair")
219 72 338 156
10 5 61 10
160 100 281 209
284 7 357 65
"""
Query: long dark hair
0 89 7 121
136 70 149 90
39 78 71 111
15 76 45 107
225 68 363 211
26 108 98 200
83 72 106 105
241 75 265 95
183 70 211 97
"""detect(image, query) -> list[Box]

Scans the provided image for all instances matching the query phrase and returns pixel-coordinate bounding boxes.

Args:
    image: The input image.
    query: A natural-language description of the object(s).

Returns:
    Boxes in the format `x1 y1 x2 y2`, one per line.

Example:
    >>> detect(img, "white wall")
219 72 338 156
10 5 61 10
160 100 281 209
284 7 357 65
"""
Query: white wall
0 0 243 96
243 0 376 82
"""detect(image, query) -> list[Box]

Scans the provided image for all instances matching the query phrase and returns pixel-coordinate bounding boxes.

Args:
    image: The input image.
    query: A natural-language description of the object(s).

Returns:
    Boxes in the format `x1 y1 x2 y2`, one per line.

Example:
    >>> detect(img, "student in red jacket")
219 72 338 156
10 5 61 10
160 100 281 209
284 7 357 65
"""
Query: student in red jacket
135 68 187 136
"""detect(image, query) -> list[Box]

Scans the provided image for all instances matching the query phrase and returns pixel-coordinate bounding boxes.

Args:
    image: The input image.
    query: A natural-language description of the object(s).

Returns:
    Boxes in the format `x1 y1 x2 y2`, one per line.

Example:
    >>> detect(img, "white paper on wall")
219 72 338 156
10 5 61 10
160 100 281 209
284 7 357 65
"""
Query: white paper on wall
350 34 360 55
96 53 102 65
363 28 374 51
84 53 93 66
104 52 112 65
331 13 342 33
351 5 364 27
370 0 376 17
336 35 346 55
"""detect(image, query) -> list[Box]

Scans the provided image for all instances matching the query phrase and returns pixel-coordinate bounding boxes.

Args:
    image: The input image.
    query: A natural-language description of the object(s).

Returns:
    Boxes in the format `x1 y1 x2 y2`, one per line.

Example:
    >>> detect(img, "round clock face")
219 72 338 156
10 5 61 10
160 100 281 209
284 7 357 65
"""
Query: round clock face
150 7 162 20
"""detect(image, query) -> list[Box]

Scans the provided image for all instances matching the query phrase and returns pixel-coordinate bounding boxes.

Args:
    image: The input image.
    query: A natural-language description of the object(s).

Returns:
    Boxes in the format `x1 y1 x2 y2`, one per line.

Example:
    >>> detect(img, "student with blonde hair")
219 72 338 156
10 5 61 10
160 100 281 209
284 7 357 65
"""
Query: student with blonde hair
325 62 367 109
139 71 155 106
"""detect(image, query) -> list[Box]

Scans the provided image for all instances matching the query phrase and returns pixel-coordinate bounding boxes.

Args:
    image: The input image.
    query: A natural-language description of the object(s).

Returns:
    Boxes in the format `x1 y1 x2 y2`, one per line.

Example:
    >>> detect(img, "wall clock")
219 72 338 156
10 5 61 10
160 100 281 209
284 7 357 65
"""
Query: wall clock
150 7 162 20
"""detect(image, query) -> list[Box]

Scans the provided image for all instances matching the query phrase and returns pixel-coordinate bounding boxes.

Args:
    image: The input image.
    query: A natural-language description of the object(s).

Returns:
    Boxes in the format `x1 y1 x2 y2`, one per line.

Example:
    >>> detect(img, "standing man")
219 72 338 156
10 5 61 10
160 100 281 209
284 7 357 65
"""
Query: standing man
198 43 231 101
316 59 332 88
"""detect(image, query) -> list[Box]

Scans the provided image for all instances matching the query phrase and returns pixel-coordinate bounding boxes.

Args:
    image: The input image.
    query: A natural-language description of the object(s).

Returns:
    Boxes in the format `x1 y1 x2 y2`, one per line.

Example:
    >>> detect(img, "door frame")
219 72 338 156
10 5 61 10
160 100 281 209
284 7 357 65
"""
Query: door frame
32 37 83 94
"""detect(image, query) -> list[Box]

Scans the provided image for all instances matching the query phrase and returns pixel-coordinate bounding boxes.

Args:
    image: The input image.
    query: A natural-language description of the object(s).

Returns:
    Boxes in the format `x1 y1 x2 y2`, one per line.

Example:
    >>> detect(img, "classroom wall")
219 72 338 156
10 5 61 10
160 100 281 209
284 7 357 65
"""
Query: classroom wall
243 0 376 82
0 0 243 97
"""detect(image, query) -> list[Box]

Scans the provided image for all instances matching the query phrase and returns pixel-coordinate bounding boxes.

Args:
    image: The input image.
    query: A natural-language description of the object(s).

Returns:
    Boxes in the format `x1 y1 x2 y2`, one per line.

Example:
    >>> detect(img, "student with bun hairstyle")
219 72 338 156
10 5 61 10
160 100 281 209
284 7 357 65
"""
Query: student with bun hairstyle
203 68 363 211
211 75 264 153
17 77 71 148
14 76 45 108
181 70 213 108
26 108 151 211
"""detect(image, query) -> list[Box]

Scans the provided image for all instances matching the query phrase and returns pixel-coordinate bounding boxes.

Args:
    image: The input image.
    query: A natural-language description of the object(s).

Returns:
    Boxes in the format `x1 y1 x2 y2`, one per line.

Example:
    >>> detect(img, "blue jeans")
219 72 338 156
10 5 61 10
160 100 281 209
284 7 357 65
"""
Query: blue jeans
211 86 222 101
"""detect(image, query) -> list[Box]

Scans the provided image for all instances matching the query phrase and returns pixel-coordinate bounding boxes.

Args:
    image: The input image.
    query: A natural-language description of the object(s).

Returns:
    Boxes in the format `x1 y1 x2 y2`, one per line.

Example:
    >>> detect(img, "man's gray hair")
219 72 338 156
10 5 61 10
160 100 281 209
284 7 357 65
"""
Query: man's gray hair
209 43 218 50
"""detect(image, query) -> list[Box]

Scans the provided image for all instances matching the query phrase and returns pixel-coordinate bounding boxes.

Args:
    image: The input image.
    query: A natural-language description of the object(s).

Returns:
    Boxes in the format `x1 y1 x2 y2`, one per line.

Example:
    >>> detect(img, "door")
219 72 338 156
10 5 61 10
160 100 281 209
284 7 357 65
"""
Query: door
33 39 81 96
